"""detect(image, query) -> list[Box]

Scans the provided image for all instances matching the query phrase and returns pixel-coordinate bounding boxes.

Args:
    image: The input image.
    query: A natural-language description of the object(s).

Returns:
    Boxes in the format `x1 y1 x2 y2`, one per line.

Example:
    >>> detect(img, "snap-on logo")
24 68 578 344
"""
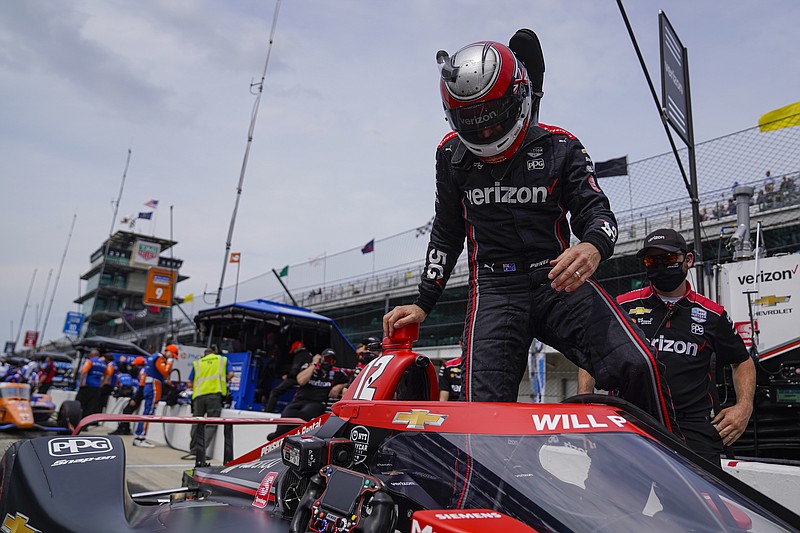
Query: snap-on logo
48 437 113 457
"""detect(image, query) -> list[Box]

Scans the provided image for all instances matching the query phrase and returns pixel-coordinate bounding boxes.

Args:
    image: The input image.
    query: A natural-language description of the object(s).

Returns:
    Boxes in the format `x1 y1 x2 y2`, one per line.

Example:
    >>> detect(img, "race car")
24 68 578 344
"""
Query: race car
0 382 80 432
1 324 799 532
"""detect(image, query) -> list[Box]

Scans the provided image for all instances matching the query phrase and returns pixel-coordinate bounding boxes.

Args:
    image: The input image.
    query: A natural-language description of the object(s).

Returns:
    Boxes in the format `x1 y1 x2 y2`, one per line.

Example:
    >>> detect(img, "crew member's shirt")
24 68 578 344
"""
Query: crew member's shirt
294 364 348 403
617 282 750 416
438 357 463 401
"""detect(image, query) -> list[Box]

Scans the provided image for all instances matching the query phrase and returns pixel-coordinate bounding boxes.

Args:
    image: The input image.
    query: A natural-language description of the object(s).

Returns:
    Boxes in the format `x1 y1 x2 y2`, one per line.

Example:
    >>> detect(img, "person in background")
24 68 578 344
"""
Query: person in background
76 349 108 416
98 353 119 413
133 344 177 448
527 339 546 403
37 356 57 394
438 337 463 402
263 340 312 413
343 337 382 395
578 229 755 463
267 348 348 440
187 346 233 461
109 356 146 436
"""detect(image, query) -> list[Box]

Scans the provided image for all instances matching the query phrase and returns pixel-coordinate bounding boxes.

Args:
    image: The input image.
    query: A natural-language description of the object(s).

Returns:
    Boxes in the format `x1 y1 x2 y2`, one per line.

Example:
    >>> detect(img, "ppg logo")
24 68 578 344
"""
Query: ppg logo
48 437 113 457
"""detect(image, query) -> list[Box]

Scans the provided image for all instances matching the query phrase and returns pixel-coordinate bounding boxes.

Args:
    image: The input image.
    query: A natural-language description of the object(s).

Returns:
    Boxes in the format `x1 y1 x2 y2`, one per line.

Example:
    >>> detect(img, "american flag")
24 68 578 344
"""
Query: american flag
144 199 159 209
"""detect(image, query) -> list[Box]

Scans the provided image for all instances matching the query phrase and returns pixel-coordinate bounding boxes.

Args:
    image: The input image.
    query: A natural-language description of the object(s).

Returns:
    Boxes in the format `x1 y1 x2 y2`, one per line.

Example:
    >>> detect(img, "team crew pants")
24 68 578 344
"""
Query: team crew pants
461 267 679 435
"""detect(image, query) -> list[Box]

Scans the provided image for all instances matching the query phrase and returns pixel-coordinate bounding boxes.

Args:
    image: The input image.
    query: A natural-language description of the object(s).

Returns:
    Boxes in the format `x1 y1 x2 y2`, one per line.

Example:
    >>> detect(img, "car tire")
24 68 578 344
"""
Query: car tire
57 400 82 434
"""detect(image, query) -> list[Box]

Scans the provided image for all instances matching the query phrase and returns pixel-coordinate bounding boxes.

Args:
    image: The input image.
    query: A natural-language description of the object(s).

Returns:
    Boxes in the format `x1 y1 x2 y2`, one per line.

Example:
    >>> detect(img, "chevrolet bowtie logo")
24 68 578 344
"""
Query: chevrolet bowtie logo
628 307 652 316
2 512 41 533
754 295 790 307
392 410 447 430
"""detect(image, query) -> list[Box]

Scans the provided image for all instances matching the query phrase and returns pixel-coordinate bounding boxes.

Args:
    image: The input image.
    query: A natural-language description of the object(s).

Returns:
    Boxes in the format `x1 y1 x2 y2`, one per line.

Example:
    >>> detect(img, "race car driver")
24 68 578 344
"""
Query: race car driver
382 30 679 435
578 229 755 462
133 344 177 448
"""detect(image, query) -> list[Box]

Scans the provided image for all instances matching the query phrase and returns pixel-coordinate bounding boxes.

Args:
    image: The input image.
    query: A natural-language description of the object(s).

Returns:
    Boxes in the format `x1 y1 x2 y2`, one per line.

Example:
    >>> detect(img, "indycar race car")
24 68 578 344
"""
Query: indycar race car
0 382 80 432
1 325 799 532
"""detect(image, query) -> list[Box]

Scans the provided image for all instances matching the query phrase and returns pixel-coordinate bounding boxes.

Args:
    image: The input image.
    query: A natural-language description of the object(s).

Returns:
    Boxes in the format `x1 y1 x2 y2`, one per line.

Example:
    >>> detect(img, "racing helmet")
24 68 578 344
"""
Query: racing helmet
437 41 533 163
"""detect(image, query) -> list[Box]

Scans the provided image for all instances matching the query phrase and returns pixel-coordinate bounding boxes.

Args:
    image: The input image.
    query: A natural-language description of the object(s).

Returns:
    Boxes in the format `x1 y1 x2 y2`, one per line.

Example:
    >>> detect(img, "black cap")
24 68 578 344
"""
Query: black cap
320 348 336 360
636 229 688 257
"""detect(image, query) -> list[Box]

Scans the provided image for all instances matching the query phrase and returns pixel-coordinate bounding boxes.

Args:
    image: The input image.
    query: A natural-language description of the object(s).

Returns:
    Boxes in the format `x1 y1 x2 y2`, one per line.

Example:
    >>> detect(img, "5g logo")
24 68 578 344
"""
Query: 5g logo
425 249 448 280
600 220 618 242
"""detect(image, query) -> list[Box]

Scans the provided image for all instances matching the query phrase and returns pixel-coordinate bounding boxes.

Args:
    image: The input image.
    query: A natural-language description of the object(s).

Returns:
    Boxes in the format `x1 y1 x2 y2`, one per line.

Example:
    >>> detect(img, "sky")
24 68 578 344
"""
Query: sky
1 0 799 348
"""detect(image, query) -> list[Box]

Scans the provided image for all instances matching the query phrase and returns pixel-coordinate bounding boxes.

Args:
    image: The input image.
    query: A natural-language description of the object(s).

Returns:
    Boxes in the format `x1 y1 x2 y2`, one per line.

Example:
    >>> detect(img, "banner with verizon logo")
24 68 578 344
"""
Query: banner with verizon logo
720 254 800 361
132 240 161 267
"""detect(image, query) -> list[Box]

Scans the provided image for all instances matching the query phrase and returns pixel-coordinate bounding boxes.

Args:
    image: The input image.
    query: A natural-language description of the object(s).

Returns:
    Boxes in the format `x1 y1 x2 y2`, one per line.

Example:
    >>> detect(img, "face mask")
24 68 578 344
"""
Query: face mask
646 263 686 292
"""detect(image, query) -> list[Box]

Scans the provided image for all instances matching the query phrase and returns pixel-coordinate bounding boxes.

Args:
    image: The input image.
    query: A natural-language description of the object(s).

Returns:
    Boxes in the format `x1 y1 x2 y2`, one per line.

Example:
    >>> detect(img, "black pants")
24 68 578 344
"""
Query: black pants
263 378 297 412
268 399 325 440
75 386 102 417
679 415 723 464
461 267 679 436
116 392 142 434
190 393 224 457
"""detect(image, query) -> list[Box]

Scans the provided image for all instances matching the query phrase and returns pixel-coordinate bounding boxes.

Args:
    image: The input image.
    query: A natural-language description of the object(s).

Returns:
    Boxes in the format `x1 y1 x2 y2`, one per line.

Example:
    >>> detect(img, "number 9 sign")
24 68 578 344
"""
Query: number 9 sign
144 267 175 307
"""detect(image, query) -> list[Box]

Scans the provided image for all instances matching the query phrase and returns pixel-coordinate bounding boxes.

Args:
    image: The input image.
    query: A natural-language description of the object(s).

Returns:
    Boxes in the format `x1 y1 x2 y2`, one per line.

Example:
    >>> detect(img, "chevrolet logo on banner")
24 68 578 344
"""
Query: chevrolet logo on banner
392 410 447 430
628 307 652 316
2 512 41 533
754 295 791 307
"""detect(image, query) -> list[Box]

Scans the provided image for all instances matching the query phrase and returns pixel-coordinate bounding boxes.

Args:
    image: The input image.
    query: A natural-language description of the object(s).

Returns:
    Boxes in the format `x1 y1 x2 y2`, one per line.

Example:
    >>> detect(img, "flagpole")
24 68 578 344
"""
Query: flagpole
272 268 298 306
169 205 175 341
234 257 241 302
34 269 53 335
15 269 36 350
152 206 159 237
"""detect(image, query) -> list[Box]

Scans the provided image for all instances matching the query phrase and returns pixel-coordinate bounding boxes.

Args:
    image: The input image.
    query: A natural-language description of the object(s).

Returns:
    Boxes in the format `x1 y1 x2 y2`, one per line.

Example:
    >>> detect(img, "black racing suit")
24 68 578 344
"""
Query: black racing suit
618 283 750 461
414 124 679 434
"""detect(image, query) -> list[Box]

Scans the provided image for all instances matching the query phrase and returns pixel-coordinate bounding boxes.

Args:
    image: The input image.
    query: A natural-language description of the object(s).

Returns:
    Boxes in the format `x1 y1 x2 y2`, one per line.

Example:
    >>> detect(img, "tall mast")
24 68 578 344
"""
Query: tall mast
15 269 37 350
215 0 282 307
39 213 78 349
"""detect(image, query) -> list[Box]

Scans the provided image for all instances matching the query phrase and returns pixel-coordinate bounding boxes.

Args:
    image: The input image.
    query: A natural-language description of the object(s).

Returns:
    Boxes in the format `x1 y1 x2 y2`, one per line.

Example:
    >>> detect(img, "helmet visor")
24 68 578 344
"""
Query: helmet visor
445 95 522 145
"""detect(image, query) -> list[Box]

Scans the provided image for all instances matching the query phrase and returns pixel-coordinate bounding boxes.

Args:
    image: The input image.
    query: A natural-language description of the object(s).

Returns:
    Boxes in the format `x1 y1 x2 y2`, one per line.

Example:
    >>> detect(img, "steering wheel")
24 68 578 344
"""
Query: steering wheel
289 466 395 533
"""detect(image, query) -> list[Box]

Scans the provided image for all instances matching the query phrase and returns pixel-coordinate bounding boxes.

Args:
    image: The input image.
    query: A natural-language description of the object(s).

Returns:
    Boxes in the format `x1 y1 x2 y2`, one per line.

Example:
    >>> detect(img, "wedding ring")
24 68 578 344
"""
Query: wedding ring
574 270 581 278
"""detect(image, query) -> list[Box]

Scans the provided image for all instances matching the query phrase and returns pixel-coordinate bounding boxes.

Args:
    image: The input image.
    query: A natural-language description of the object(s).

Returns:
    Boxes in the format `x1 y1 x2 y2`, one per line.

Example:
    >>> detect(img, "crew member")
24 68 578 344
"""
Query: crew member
382 32 678 434
98 353 119 413
578 229 755 463
37 356 57 394
263 340 312 413
76 349 108 416
187 346 233 461
133 344 177 448
110 356 146 436
268 348 348 440
439 337 464 401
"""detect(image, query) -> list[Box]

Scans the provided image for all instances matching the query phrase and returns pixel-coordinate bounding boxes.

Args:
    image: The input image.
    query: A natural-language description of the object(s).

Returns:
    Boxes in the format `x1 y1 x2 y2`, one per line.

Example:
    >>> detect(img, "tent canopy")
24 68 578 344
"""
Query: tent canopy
195 299 357 368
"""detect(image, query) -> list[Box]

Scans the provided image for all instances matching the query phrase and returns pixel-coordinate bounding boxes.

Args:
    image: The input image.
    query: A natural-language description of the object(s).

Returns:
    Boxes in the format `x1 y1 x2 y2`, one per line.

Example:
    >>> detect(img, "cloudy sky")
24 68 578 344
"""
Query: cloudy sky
1 0 798 348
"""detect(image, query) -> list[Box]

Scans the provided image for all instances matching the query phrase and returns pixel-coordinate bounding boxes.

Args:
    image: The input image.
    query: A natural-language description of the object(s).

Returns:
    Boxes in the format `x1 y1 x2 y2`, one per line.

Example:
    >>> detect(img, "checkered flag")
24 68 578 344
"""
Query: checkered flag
415 216 434 238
